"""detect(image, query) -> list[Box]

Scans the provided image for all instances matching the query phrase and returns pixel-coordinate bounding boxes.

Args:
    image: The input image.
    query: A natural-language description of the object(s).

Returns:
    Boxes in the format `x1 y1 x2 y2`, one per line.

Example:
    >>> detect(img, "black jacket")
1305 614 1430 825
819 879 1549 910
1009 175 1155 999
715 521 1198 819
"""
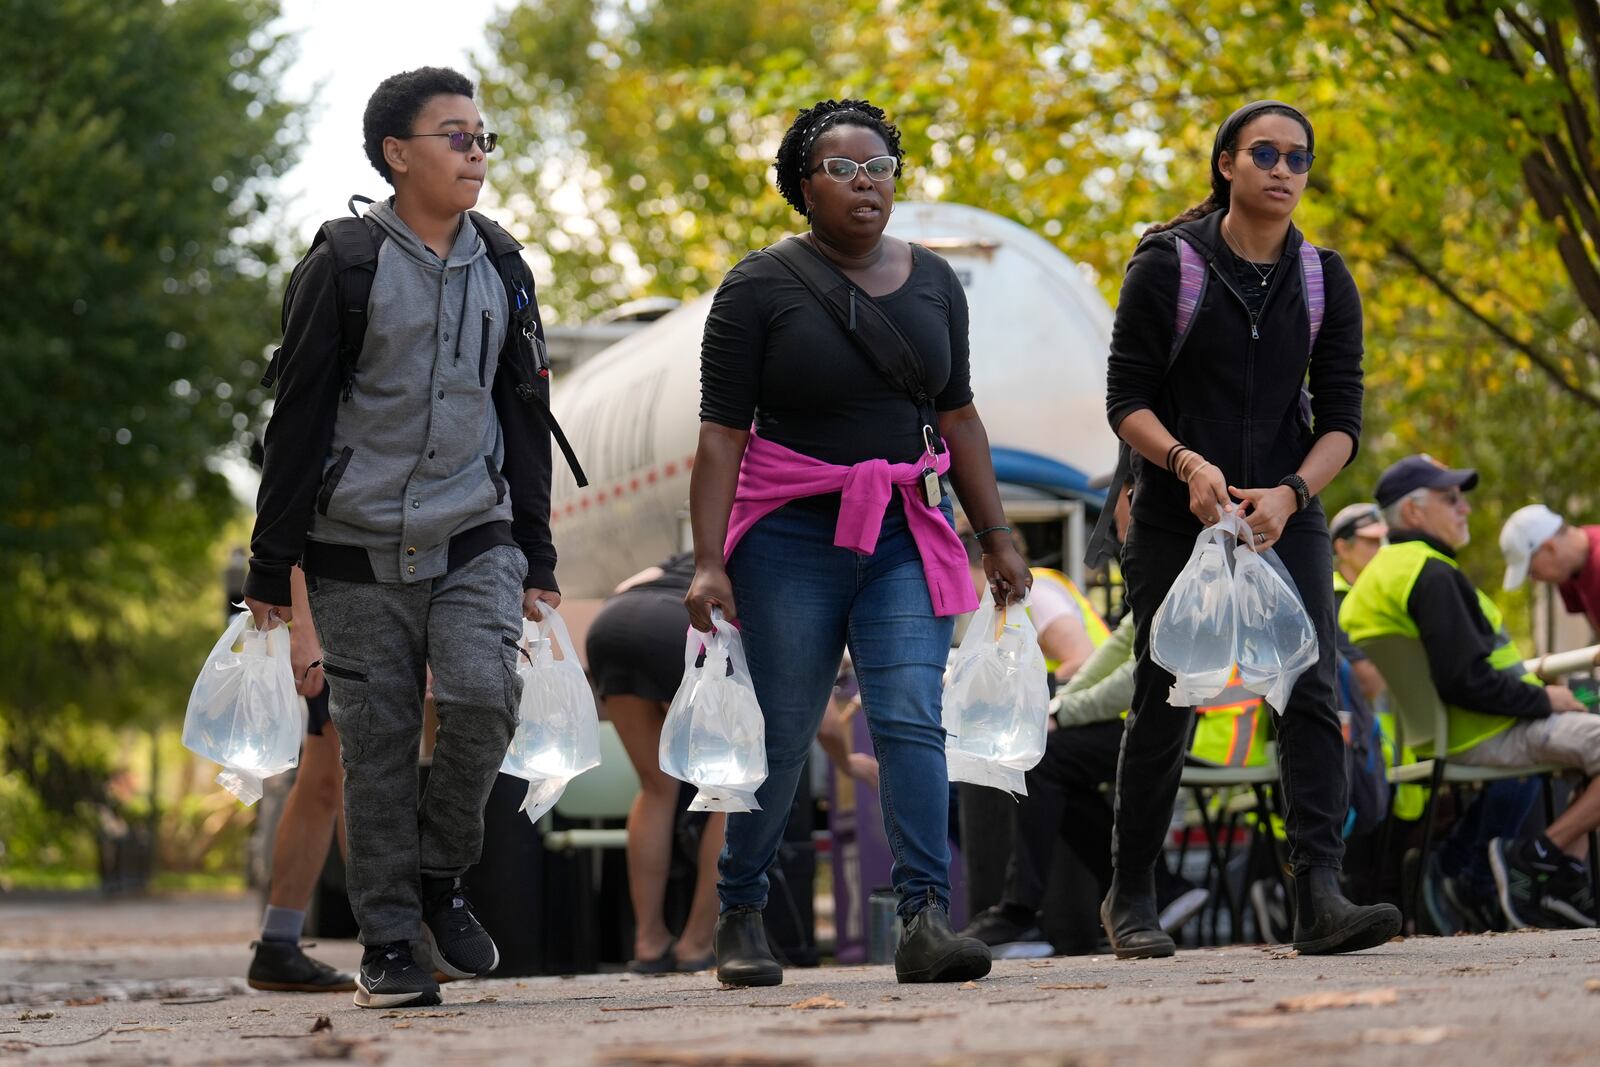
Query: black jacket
1105 211 1365 532
1393 531 1552 721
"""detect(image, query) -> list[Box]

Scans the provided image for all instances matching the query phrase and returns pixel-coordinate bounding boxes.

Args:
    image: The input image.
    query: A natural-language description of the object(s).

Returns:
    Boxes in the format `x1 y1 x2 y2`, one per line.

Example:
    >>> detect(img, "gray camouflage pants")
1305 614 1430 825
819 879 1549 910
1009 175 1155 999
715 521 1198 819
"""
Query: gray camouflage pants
307 544 525 945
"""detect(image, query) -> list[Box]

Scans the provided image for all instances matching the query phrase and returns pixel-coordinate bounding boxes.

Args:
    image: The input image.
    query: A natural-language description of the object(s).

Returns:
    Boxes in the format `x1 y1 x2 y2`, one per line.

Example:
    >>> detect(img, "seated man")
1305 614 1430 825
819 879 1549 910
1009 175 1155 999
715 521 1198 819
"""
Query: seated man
1341 455 1598 930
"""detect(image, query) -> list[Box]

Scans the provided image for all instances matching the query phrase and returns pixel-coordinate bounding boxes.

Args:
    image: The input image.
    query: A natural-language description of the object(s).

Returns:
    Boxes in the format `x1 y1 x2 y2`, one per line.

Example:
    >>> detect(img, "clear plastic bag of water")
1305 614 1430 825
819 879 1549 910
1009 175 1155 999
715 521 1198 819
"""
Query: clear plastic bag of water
942 587 1051 795
501 606 602 782
1150 515 1244 706
659 608 767 813
181 611 304 805
1232 540 1318 713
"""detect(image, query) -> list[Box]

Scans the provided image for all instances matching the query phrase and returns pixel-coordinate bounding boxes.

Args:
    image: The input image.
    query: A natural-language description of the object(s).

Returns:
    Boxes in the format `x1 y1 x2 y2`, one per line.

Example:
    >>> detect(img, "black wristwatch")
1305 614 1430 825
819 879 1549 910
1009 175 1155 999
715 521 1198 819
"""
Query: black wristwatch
1277 474 1311 512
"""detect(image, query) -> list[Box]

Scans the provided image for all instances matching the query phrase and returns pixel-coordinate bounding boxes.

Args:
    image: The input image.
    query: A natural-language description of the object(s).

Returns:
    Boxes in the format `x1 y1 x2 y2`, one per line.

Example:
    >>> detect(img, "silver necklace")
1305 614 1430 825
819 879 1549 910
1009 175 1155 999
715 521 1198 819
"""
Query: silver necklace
1222 218 1276 288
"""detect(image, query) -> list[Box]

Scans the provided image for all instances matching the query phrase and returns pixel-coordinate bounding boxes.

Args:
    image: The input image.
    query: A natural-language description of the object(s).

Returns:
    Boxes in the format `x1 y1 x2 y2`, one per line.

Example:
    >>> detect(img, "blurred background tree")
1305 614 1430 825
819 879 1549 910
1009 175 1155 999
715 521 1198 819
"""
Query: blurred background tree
0 0 299 886
481 0 1600 604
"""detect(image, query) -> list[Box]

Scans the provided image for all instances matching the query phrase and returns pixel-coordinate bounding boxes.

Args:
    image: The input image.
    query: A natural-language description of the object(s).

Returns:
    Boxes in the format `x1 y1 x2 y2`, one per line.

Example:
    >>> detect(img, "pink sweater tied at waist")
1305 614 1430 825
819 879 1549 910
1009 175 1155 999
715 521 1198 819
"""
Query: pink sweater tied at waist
723 432 979 618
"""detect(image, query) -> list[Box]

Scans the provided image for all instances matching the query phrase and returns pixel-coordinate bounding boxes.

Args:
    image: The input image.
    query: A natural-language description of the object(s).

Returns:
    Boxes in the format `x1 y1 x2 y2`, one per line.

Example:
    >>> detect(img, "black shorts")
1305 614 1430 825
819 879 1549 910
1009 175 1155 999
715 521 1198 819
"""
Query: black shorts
306 687 330 736
585 588 691 704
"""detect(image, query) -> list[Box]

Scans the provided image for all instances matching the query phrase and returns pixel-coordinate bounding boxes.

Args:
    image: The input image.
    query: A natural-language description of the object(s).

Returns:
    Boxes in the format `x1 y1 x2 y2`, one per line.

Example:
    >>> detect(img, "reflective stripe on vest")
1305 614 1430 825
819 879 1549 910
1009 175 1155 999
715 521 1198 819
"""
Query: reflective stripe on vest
1190 666 1269 767
1339 540 1532 756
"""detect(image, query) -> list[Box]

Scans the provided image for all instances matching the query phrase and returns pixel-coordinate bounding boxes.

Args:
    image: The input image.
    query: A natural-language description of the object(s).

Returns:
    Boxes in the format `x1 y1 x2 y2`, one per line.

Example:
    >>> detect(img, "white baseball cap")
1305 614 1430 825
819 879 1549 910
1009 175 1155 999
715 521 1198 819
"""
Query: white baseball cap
1500 504 1565 590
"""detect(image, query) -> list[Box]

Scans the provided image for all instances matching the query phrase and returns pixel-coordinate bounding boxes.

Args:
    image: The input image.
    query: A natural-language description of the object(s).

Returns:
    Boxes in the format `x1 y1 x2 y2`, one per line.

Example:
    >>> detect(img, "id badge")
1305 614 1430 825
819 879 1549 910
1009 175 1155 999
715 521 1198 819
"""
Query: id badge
920 466 941 508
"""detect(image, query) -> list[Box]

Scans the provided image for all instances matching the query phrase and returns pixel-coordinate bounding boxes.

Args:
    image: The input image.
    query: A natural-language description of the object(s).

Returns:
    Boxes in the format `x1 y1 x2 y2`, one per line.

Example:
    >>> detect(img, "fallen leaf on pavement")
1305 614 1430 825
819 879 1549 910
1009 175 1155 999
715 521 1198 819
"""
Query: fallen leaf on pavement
311 1015 332 1032
959 981 979 990
1361 1026 1449 1046
1025 961 1054 969
1196 978 1228 985
1039 983 1107 990
1275 988 1398 1013
788 995 846 1011
1585 979 1600 993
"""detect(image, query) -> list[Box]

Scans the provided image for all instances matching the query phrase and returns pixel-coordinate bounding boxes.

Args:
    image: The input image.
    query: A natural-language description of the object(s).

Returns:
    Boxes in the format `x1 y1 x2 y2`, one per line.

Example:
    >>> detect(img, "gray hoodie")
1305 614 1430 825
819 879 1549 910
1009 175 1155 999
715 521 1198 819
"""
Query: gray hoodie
307 203 513 582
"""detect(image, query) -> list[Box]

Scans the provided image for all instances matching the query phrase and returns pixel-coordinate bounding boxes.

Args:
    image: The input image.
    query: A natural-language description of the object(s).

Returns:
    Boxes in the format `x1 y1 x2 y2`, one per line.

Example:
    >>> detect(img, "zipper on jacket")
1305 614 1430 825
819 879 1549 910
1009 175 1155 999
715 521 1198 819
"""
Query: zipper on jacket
1206 248 1291 488
479 309 493 387
848 286 857 331
321 661 368 683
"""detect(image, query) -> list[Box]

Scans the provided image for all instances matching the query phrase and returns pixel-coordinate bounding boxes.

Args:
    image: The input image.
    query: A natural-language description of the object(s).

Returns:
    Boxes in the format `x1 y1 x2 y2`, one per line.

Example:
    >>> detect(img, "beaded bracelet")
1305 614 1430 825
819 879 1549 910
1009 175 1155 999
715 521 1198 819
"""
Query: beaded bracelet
973 525 1013 541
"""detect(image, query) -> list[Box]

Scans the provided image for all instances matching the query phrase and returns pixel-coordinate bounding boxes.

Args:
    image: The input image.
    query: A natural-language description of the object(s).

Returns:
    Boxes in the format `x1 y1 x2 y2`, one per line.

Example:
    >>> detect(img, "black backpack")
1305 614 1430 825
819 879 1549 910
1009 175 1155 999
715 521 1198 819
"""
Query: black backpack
262 196 587 486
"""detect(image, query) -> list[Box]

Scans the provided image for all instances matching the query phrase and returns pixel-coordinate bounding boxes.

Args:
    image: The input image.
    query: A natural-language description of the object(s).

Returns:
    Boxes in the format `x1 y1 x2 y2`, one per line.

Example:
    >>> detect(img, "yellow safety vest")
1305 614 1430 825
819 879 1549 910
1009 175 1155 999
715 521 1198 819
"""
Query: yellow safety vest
1030 569 1111 674
1340 540 1535 757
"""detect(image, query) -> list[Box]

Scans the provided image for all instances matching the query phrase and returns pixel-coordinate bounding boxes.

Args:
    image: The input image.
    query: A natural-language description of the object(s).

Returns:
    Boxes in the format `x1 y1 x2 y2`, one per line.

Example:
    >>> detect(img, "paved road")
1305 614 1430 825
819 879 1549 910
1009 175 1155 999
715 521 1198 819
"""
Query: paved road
3 893 1599 1066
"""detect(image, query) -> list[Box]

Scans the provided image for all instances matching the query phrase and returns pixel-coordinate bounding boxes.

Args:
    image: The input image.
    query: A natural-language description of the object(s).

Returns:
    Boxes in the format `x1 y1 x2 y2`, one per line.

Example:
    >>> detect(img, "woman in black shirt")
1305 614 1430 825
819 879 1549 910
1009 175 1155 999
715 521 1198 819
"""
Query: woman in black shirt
687 99 1029 987
1101 100 1401 957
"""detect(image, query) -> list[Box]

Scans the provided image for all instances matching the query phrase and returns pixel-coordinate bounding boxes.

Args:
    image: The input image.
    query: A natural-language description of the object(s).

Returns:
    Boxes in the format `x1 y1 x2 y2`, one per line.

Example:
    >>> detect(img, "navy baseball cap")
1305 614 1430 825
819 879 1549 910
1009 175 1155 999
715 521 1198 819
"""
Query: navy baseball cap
1374 454 1479 509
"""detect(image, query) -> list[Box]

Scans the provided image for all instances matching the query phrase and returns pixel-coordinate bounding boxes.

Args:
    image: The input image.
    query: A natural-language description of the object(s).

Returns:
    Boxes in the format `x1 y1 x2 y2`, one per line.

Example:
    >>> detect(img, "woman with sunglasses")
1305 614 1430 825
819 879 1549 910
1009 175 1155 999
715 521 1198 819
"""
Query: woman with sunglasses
1101 100 1401 957
687 98 1029 986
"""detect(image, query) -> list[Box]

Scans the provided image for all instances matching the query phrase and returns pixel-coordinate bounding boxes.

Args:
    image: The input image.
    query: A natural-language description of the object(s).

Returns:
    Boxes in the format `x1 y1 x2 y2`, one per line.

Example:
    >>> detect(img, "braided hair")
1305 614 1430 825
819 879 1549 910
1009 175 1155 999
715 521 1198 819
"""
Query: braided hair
774 98 904 217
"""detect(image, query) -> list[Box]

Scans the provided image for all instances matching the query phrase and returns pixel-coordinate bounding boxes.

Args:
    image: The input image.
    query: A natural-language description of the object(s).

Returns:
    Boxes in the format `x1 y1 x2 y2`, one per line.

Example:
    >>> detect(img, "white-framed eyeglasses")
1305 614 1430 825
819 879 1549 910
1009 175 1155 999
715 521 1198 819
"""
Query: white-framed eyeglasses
811 155 898 182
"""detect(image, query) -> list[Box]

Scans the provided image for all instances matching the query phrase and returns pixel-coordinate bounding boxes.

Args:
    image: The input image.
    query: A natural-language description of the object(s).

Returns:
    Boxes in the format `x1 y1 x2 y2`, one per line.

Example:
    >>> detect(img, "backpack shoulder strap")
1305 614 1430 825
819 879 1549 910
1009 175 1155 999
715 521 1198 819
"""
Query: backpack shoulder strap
261 216 383 393
469 212 589 488
1171 232 1207 361
1299 241 1325 350
321 216 383 399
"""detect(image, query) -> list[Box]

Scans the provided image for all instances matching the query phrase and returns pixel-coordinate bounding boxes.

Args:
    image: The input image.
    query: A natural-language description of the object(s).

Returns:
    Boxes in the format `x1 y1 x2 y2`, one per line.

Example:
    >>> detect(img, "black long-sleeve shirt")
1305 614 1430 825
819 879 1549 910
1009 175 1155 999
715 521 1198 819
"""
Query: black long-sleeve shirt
699 244 974 466
1104 211 1365 531
1395 531 1552 720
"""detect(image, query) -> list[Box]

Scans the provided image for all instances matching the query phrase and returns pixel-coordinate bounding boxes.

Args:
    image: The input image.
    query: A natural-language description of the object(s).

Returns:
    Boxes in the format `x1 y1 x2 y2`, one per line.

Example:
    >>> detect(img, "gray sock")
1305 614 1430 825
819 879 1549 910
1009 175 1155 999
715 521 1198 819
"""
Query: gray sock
261 905 306 944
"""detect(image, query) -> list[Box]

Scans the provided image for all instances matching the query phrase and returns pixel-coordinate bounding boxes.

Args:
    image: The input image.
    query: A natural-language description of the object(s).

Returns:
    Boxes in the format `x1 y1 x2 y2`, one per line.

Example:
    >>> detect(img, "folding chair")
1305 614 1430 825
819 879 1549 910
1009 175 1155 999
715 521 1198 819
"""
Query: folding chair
1358 634 1565 929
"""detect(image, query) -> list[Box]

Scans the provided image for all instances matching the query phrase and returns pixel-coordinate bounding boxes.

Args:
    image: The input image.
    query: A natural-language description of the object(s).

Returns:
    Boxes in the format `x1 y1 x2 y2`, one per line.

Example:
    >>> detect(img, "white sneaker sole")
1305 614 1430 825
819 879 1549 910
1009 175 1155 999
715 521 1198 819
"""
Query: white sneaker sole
353 985 441 1008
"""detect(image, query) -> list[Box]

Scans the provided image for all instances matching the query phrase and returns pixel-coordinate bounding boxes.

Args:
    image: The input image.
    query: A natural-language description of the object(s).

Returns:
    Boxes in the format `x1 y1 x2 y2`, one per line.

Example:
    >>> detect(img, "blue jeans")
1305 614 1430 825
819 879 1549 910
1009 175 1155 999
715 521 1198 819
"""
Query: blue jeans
721 497 956 919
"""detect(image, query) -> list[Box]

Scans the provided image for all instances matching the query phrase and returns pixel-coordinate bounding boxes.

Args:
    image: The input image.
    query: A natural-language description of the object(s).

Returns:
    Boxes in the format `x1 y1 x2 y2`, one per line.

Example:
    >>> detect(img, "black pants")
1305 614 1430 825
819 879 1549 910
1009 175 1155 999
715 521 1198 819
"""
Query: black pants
1003 719 1124 910
1116 510 1347 876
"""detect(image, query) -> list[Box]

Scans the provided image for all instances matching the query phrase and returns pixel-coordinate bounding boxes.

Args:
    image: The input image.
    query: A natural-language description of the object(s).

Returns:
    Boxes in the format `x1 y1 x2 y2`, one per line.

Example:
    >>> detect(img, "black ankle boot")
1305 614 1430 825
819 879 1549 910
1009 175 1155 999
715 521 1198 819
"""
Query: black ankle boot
1100 869 1176 960
894 891 992 983
1291 867 1401 955
714 905 783 987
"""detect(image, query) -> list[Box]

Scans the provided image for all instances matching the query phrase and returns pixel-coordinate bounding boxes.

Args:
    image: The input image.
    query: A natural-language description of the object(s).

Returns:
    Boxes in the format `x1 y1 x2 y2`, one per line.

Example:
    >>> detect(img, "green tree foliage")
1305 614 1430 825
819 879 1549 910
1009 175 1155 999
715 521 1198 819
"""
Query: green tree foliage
0 0 299 819
481 0 1600 598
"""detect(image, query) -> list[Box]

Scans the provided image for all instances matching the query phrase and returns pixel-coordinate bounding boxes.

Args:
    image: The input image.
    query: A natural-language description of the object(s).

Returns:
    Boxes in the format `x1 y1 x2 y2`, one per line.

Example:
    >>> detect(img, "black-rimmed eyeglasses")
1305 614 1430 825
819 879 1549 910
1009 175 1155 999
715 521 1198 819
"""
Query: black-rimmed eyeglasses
396 131 499 154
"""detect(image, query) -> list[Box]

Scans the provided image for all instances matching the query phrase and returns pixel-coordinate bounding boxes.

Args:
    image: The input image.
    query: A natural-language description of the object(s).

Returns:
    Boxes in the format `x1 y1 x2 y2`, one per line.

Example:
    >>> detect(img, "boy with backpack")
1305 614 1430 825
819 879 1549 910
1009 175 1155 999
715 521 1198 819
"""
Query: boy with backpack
243 66 582 1008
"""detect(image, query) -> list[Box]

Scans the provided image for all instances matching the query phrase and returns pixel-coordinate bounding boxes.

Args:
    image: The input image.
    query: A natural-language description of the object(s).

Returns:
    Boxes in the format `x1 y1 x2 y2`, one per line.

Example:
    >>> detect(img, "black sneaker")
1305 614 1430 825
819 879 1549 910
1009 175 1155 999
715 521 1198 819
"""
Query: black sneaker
1545 865 1598 929
1156 880 1210 935
421 876 500 980
1421 853 1464 936
1441 873 1505 933
958 904 1037 946
1489 837 1572 930
1248 879 1291 944
247 939 356 993
355 942 441 1009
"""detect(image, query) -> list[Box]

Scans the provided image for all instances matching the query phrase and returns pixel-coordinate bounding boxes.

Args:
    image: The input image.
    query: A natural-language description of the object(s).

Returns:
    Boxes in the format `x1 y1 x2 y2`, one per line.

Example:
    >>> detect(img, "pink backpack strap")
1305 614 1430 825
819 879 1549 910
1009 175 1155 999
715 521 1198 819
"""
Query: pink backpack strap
1172 234 1207 358
1299 241 1324 349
